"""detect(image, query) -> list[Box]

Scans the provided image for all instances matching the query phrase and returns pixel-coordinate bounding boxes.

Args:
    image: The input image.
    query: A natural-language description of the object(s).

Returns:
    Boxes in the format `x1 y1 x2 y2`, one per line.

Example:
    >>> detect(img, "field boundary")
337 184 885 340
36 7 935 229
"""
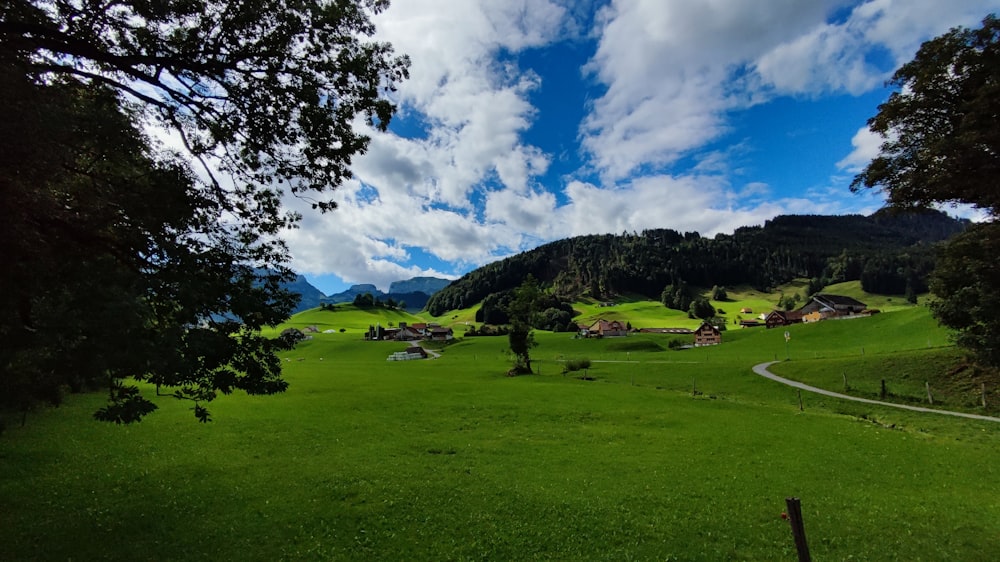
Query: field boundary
752 361 1000 423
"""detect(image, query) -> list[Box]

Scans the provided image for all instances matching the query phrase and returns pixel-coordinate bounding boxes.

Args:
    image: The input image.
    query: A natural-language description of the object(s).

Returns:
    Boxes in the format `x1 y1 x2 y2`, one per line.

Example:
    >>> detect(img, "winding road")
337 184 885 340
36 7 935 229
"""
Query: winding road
752 361 1000 423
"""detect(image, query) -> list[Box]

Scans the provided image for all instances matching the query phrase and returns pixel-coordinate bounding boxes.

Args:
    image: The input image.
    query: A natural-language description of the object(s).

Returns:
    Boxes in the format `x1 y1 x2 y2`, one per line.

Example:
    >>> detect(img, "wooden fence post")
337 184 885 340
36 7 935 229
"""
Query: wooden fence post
842 371 849 392
785 497 812 562
797 390 803 411
983 383 988 409
880 379 887 400
926 381 934 405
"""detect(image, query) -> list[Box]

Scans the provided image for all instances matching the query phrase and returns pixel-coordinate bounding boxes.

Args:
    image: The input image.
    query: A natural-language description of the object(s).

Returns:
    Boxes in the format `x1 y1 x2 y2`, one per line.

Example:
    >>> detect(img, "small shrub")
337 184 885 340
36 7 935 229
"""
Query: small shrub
563 358 591 373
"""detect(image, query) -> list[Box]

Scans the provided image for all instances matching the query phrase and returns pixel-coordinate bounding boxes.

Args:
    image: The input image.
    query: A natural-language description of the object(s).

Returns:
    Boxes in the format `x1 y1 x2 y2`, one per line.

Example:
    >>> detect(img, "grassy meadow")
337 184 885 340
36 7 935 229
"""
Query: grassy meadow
3 300 1000 560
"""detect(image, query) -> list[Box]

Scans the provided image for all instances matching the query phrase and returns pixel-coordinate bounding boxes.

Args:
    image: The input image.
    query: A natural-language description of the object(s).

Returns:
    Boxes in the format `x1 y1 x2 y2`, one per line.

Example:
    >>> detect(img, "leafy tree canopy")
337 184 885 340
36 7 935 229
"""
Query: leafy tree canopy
852 14 1000 215
1 0 410 212
853 14 1000 368
506 276 541 375
0 0 408 426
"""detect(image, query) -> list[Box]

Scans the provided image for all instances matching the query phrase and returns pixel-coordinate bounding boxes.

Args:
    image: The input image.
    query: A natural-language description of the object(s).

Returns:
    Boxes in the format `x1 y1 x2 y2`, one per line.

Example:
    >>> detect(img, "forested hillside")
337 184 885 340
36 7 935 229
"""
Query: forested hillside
426 209 967 316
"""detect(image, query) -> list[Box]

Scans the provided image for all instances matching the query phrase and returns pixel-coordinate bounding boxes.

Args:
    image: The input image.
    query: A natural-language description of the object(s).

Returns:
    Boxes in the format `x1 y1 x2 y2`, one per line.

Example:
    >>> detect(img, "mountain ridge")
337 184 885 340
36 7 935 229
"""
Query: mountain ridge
285 276 452 313
426 209 968 316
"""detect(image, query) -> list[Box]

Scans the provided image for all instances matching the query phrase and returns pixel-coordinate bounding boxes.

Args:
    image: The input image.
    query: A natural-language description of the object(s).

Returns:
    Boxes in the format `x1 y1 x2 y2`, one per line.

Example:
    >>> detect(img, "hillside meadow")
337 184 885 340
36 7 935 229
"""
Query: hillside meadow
2 304 999 560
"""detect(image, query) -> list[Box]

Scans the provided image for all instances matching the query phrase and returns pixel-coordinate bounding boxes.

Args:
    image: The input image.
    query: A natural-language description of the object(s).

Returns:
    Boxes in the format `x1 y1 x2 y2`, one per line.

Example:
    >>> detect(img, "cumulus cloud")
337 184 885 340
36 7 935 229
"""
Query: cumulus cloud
581 0 839 179
279 0 1000 289
581 0 996 180
837 126 884 173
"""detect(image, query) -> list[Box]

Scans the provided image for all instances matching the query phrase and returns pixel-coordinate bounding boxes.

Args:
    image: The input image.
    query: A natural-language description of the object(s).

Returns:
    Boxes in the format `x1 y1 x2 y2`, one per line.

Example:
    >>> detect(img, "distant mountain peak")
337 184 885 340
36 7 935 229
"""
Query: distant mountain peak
388 277 451 295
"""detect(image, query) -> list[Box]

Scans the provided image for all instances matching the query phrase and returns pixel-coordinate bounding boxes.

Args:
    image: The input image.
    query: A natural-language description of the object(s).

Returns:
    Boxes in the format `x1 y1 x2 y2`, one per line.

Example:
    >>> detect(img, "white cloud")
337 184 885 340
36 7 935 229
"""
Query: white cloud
581 0 840 179
754 0 997 96
582 0 1000 180
837 126 883 173
281 0 1000 289
557 175 776 238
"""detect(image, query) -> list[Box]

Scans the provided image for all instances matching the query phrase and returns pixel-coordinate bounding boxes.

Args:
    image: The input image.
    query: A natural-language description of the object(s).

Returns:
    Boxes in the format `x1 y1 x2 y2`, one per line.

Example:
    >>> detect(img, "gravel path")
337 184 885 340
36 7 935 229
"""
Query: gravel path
752 361 1000 423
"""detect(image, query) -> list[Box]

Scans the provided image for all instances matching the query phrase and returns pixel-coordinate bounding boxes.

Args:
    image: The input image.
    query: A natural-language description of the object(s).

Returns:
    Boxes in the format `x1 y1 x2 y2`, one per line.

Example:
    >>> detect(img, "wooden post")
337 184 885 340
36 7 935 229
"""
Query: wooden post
983 383 988 408
880 379 887 400
842 371 849 392
797 390 803 411
925 381 934 405
785 497 812 562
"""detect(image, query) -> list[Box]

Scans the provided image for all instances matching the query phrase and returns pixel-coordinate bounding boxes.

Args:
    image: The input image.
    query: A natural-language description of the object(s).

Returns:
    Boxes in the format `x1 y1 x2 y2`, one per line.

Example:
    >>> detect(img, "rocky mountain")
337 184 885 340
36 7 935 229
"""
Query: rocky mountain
282 276 451 313
321 284 381 305
388 276 452 295
285 274 327 313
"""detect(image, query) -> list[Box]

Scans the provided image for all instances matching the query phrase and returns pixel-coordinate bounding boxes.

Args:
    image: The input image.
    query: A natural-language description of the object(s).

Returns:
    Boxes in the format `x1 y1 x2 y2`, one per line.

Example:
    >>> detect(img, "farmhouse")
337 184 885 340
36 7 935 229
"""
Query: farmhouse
587 319 628 337
427 326 454 341
693 322 721 346
798 294 870 322
764 309 803 329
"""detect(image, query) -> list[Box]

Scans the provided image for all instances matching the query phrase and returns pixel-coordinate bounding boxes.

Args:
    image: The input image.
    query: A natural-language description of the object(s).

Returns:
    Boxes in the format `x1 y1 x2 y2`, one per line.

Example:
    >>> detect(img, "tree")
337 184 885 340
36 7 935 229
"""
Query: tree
710 285 728 301
0 0 408 425
1 0 410 212
688 298 715 320
506 276 542 375
929 222 1000 367
852 14 1000 367
851 15 1000 214
1 75 297 425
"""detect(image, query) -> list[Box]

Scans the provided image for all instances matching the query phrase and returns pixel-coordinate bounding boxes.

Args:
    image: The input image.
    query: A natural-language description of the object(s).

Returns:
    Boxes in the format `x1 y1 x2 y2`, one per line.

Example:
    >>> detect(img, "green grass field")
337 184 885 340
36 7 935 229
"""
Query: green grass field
3 304 999 560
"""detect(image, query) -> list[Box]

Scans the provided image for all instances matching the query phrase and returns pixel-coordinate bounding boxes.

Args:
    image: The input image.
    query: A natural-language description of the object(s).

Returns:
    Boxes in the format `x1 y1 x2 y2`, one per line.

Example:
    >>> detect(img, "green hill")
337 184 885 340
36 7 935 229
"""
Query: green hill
427 209 966 315
280 304 428 335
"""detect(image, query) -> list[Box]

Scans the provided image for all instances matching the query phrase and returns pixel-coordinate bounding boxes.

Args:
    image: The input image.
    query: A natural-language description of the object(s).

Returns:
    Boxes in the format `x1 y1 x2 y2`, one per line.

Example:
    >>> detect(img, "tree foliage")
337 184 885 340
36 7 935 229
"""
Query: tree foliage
930 222 1000 367
688 298 715 320
852 15 1000 215
0 0 408 425
506 276 541 375
2 0 409 211
853 15 1000 368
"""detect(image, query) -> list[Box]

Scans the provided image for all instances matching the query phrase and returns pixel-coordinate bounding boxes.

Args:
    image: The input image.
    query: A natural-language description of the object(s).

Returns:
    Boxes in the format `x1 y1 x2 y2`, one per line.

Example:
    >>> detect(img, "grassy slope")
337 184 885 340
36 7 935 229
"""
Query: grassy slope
3 299 998 561
279 304 428 335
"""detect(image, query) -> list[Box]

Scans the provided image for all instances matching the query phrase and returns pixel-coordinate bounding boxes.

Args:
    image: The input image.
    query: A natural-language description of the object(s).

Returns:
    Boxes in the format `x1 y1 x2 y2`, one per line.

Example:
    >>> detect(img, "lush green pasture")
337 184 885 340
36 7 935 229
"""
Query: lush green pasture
3 308 999 560
280 305 427 335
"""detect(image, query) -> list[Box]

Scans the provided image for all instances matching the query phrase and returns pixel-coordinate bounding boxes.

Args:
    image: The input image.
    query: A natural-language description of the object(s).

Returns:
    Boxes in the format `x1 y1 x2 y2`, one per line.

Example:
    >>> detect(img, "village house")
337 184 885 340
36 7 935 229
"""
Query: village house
798 294 868 320
427 326 454 341
586 319 628 337
764 309 804 329
693 321 722 346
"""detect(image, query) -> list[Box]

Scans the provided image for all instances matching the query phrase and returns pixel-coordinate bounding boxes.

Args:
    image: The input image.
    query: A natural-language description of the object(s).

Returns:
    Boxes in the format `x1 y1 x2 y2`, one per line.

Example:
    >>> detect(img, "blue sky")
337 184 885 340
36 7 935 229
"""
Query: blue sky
282 0 1000 295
